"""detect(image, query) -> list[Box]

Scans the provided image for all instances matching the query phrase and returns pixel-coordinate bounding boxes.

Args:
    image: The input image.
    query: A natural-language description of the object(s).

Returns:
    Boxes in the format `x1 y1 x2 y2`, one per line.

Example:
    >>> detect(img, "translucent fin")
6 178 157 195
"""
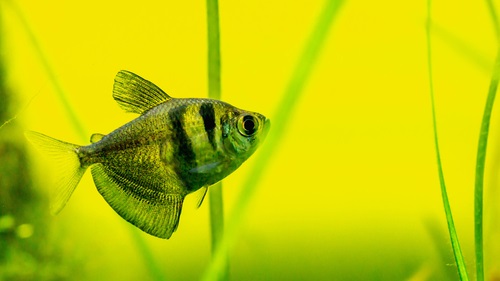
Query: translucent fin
196 186 208 208
189 162 221 174
113 70 173 114
91 164 183 239
24 131 86 215
90 133 105 143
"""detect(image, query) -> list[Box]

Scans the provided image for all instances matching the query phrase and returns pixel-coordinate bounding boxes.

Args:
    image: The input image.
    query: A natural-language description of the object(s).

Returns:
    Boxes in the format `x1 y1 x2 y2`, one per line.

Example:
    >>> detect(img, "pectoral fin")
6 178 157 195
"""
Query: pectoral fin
91 164 183 239
189 162 221 174
196 186 208 208
113 70 173 114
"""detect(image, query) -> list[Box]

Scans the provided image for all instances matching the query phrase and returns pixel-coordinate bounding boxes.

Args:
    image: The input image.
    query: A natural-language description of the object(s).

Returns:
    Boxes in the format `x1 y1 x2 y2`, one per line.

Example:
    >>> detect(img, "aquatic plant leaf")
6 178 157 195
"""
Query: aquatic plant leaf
474 1 500 281
426 0 469 279
113 70 172 115
205 0 227 278
91 164 184 239
202 0 344 279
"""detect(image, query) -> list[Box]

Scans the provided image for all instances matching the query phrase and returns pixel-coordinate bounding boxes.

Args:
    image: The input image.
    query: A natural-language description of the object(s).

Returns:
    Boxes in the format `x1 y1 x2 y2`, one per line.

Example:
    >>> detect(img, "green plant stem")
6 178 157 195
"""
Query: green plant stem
206 0 228 280
208 184 224 256
426 1 469 280
474 51 500 281
129 226 167 281
206 0 221 100
201 1 344 280
475 2 500 281
430 23 491 72
486 0 500 42
7 2 165 280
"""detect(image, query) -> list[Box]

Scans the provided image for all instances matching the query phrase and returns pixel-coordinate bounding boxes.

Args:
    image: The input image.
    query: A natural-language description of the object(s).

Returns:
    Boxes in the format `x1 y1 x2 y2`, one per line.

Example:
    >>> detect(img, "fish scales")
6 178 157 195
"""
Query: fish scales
25 70 270 239
84 99 228 195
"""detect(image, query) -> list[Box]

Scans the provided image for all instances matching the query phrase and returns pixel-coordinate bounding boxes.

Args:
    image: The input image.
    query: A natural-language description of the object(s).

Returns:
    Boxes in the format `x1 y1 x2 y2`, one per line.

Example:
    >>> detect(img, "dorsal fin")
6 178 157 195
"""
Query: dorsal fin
90 133 105 143
112 70 173 114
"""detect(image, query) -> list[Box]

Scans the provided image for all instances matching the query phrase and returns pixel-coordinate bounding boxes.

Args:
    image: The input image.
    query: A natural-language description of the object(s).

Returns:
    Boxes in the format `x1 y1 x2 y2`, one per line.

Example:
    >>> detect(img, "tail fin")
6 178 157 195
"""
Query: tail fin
25 131 87 215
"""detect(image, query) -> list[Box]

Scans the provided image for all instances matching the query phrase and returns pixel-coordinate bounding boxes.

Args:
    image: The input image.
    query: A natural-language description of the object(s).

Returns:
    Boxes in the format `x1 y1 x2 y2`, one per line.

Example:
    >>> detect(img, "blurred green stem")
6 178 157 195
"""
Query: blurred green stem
206 0 228 280
431 23 491 72
207 0 221 99
6 0 86 140
474 1 500 281
486 0 500 42
426 0 469 279
202 0 344 280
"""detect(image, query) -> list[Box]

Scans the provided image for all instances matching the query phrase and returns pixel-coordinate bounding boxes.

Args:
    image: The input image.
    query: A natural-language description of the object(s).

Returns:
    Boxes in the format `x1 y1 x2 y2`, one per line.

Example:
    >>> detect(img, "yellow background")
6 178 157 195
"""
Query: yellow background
4 0 500 279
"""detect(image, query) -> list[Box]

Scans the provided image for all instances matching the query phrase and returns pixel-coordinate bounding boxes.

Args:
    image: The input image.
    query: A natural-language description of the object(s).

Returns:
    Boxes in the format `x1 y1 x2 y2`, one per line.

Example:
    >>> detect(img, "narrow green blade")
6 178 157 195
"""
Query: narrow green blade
205 0 229 280
426 0 469 279
474 1 500 280
202 0 345 280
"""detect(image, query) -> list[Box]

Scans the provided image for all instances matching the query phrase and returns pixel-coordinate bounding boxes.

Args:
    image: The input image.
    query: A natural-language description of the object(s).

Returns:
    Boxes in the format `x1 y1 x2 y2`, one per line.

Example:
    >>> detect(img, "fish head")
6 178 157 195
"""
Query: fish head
222 109 270 159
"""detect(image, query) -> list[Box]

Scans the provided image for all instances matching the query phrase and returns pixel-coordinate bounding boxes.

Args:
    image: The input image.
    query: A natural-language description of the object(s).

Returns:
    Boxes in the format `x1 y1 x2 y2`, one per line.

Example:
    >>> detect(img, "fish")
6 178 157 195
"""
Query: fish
25 70 270 239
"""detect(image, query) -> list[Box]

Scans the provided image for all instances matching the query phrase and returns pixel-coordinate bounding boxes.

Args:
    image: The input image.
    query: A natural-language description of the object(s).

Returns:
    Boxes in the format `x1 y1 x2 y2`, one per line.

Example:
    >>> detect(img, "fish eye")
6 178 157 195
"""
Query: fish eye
237 114 259 137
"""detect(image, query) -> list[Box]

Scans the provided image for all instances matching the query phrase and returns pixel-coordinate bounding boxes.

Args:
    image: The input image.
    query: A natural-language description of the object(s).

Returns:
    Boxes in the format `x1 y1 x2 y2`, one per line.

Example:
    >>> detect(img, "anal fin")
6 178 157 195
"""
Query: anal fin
91 164 183 239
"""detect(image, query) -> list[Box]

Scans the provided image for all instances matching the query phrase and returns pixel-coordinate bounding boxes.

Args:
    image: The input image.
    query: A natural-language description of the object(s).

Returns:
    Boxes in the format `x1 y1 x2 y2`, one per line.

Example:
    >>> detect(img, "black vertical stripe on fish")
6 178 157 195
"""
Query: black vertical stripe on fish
169 105 197 171
168 105 204 190
199 103 217 150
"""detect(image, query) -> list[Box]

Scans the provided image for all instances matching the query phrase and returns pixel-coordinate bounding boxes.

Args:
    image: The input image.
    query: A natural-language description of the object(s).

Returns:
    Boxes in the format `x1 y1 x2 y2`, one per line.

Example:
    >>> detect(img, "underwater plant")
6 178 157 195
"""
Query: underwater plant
5 0 500 280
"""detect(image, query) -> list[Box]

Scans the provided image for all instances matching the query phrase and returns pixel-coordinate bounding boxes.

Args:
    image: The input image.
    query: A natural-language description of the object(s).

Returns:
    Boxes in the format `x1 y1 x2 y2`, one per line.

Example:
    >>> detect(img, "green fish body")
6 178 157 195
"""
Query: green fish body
26 70 270 239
